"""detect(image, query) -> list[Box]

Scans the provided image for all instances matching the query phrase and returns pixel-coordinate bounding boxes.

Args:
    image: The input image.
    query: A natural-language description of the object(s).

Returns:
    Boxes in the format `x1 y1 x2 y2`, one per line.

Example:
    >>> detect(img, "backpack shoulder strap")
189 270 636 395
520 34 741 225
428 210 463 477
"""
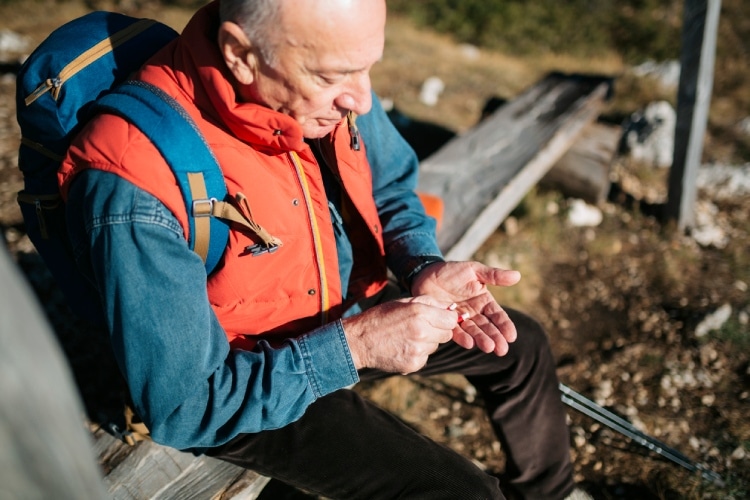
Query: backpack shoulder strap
93 81 228 274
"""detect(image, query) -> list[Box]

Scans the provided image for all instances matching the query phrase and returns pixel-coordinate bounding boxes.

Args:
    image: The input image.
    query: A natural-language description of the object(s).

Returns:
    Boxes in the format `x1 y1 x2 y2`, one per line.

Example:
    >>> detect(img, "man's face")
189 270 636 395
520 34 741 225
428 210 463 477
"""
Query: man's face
242 0 386 139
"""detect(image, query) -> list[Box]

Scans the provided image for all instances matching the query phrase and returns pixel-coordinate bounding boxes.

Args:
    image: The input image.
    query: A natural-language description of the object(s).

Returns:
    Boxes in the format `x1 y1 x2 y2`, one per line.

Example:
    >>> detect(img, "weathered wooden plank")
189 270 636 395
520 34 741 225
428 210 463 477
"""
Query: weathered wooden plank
219 471 272 500
417 72 612 260
0 246 107 499
92 426 140 476
666 0 721 229
103 439 193 498
148 456 253 500
540 122 621 205
94 427 268 500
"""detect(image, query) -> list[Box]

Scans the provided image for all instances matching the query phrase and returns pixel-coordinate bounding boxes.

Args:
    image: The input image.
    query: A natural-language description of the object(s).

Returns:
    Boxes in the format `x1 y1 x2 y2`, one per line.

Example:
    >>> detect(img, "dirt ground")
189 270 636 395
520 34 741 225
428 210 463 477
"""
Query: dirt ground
1 2 748 499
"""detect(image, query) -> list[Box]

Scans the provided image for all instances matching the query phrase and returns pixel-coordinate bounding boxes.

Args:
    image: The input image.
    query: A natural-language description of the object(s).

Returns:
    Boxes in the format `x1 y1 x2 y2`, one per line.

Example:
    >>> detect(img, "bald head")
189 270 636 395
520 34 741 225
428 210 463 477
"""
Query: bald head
219 0 386 137
220 0 384 67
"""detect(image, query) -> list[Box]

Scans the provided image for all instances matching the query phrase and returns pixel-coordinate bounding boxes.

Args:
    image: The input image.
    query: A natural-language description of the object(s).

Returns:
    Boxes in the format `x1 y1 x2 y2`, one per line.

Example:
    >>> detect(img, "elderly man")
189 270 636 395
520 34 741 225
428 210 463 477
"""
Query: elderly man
60 0 579 498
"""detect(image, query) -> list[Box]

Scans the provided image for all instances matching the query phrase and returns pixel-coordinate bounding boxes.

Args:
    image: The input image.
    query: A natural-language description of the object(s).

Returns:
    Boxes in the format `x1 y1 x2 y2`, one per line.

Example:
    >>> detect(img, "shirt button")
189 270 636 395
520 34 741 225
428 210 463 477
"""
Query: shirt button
373 224 380 234
308 289 316 295
292 199 300 206
273 129 283 136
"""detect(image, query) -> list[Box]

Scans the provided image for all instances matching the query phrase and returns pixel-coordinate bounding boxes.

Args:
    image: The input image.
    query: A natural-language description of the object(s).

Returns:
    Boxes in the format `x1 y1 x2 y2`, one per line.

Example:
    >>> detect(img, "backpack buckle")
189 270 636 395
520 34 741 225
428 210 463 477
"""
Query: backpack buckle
192 198 216 217
244 243 280 257
107 421 138 446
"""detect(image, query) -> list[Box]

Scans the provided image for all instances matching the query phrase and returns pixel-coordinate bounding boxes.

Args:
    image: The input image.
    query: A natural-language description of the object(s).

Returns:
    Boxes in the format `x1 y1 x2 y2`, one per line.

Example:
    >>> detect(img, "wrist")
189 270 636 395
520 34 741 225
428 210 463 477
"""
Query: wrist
340 316 366 369
402 255 444 295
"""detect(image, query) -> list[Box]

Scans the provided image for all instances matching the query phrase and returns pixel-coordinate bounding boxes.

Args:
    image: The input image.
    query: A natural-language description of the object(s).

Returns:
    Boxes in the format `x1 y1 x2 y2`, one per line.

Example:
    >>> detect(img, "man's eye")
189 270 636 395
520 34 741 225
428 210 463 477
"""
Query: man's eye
317 74 343 85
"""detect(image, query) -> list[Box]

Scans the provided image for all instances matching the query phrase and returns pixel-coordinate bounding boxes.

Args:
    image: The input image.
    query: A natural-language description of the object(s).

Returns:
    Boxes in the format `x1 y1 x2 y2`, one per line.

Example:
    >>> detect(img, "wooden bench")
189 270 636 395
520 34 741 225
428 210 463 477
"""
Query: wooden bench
92 428 268 499
6 71 612 499
417 72 612 260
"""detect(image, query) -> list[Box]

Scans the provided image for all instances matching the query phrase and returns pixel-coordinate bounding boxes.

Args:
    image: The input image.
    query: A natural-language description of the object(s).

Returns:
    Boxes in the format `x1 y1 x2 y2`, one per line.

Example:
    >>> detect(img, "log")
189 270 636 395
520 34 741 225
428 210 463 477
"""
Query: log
417 72 612 261
540 122 621 205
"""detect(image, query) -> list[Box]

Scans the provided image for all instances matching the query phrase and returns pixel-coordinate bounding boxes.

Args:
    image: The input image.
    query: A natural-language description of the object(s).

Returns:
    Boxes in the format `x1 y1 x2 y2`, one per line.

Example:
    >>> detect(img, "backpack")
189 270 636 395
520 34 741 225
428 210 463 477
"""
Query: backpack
16 10 292 445
16 11 236 325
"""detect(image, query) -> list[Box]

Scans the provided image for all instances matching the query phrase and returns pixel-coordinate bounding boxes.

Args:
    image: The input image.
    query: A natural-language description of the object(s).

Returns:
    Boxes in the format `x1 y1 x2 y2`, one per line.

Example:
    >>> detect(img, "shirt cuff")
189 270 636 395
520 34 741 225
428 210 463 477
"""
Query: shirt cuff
401 255 445 293
297 320 359 398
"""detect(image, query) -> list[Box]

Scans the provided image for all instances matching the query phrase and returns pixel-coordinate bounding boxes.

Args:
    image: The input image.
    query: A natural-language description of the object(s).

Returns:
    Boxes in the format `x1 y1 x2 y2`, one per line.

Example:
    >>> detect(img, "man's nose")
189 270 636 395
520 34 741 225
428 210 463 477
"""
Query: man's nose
336 73 372 115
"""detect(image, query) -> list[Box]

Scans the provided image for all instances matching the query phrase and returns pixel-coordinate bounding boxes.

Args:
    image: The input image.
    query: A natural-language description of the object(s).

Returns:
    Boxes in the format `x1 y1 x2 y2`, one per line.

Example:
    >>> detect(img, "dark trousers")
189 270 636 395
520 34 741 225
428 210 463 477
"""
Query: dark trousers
206 307 574 499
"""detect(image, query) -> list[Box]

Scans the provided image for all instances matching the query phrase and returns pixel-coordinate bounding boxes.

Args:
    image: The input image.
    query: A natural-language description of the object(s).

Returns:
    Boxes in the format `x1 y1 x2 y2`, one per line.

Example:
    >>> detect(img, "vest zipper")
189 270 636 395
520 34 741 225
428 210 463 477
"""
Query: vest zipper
289 151 330 324
347 111 361 151
24 18 158 106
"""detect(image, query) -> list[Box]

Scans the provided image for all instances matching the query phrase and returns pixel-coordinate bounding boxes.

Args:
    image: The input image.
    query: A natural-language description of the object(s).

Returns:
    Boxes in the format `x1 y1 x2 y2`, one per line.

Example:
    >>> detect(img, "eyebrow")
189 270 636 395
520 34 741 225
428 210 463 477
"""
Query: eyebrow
316 57 382 76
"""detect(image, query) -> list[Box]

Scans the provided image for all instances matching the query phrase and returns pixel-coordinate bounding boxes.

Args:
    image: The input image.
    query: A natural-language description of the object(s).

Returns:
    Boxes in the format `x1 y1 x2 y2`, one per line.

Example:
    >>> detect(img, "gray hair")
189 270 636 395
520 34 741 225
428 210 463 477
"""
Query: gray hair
219 0 282 66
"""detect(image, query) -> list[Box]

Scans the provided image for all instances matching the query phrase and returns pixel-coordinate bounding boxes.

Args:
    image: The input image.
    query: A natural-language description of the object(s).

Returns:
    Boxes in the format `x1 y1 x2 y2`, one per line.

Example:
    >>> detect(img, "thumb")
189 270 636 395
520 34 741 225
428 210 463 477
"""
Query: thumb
473 263 521 287
410 294 454 310
410 295 461 331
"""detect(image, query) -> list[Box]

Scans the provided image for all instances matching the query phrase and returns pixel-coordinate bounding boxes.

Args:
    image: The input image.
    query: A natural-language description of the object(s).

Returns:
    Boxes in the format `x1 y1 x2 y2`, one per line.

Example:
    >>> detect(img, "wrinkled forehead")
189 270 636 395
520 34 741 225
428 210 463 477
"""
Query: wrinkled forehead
277 0 386 49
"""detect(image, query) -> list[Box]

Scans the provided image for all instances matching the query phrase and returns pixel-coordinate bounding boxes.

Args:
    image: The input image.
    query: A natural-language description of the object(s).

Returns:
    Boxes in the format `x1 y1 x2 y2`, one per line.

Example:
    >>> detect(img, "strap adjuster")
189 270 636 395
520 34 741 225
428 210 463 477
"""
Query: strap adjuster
244 243 280 257
192 198 216 217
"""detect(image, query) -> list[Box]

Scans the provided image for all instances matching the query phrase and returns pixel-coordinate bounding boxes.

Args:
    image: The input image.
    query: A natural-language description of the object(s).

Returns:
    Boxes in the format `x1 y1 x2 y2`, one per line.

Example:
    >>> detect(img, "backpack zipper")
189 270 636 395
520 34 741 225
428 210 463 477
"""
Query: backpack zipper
24 18 158 106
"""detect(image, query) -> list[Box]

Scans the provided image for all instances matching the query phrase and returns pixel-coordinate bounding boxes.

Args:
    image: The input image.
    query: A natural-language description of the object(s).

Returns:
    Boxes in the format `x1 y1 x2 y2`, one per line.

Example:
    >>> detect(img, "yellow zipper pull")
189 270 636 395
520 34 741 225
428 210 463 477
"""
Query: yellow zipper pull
50 77 64 101
25 77 62 106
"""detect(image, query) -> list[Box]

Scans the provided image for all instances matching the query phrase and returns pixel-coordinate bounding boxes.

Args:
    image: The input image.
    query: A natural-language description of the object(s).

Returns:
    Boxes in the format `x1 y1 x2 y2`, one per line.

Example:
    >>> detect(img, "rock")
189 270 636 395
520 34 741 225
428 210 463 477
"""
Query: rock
459 44 480 60
503 215 519 236
419 76 445 107
692 201 729 248
464 385 477 403
701 394 716 406
574 435 586 449
567 199 603 227
695 304 732 338
0 29 28 58
689 437 701 450
697 163 750 201
736 117 750 137
632 60 681 89
621 101 676 168
731 446 747 460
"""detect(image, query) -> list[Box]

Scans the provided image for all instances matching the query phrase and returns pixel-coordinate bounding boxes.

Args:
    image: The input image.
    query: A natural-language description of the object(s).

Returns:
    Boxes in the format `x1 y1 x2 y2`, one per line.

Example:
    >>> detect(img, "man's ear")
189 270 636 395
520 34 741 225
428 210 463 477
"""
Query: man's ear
218 21 258 86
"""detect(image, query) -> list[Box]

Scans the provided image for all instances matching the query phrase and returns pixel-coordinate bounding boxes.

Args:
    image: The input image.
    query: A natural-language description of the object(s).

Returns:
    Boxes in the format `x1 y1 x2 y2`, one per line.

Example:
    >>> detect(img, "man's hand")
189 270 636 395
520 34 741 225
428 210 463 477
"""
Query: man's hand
341 296 458 374
410 261 521 356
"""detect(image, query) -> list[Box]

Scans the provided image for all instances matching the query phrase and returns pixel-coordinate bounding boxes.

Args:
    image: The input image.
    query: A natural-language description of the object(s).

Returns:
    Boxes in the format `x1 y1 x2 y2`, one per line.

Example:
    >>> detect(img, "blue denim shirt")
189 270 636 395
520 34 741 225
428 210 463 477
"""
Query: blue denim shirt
66 93 443 451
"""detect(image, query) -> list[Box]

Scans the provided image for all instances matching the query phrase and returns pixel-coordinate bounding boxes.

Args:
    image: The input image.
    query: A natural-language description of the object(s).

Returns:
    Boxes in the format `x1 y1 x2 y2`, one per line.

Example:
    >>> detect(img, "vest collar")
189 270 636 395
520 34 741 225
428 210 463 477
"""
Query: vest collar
173 1 308 153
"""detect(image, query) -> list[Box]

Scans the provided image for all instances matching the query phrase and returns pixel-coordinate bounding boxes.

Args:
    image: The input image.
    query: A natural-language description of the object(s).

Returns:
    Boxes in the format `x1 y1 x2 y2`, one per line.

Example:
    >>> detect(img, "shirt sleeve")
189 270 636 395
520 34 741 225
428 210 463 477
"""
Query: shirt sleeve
66 169 358 451
357 92 444 284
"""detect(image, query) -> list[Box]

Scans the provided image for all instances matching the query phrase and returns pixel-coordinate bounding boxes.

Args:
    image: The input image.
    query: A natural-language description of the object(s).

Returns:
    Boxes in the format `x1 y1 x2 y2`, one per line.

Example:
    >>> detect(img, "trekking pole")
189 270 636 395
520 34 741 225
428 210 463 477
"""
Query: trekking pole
559 383 725 486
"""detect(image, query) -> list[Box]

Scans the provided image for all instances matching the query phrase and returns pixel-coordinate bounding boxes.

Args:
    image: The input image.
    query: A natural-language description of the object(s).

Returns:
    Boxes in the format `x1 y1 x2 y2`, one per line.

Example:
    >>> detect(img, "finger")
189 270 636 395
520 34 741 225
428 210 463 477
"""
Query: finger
480 320 515 357
409 294 455 311
451 329 475 350
410 295 462 332
463 311 516 356
472 262 521 287
483 308 518 344
469 322 499 354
